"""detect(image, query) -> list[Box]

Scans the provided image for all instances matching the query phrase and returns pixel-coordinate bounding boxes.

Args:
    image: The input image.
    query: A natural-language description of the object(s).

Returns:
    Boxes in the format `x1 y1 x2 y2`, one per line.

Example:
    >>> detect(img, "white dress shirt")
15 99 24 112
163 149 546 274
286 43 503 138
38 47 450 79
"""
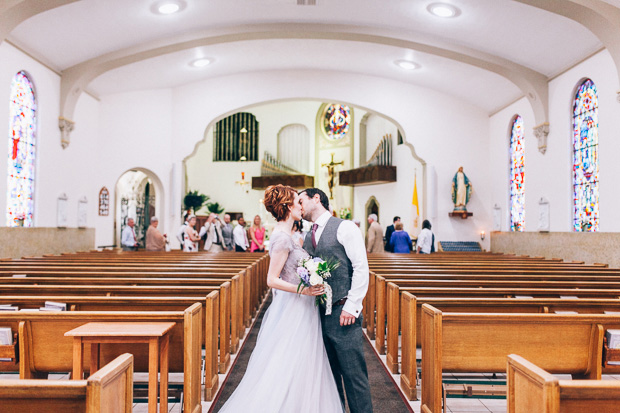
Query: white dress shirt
233 224 249 250
121 225 136 247
313 211 369 318
417 228 433 254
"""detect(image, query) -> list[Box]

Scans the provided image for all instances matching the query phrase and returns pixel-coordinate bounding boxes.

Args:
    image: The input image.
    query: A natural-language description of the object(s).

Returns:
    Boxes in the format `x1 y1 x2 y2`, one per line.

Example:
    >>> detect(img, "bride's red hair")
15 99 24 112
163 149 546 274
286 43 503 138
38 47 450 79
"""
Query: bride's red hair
264 184 296 222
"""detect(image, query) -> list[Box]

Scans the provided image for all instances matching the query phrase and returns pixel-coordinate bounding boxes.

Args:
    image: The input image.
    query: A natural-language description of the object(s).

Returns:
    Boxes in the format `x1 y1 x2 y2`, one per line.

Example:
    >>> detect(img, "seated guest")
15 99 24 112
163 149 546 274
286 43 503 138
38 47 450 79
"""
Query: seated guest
183 215 200 252
121 217 139 251
416 219 434 254
221 214 234 251
233 216 250 252
389 222 412 254
384 216 400 252
145 216 167 251
199 213 226 252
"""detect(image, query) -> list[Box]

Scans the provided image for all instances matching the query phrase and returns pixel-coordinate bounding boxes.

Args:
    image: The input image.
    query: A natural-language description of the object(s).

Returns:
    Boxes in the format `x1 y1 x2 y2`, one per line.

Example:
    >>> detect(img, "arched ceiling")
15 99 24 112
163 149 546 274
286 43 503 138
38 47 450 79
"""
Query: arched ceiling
3 0 618 133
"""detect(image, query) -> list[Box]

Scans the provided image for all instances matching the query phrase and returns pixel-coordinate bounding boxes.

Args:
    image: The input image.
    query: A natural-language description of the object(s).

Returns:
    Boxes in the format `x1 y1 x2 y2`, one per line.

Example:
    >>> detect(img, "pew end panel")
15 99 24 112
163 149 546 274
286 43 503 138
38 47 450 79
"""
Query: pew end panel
386 282 400 374
86 353 134 413
205 290 220 401
507 354 559 413
400 292 417 400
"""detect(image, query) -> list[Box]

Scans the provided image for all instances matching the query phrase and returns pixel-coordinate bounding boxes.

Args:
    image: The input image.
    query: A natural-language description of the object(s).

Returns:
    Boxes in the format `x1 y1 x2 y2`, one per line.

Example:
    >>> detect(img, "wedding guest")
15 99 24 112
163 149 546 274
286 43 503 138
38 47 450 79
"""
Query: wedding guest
291 220 304 247
250 215 265 252
121 217 139 251
176 213 189 250
183 215 200 252
366 213 384 253
199 213 225 252
416 219 434 254
145 216 167 251
233 217 250 252
384 216 400 252
221 214 234 251
389 222 412 254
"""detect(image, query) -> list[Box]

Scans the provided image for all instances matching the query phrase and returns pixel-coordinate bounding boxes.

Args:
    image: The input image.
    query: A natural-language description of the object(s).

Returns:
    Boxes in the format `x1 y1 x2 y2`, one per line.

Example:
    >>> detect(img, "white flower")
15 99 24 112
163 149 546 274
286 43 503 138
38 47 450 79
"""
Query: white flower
309 273 324 286
305 260 319 273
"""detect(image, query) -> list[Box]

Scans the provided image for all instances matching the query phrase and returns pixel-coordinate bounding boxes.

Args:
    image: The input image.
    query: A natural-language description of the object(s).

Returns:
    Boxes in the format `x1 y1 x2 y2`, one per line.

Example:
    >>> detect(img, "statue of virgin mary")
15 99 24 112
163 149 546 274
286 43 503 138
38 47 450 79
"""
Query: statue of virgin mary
452 166 472 211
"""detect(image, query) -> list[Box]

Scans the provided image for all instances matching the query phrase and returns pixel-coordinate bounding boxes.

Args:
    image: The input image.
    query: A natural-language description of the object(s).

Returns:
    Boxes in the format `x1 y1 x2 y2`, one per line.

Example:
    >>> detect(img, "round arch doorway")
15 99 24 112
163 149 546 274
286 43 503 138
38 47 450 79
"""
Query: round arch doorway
115 170 159 248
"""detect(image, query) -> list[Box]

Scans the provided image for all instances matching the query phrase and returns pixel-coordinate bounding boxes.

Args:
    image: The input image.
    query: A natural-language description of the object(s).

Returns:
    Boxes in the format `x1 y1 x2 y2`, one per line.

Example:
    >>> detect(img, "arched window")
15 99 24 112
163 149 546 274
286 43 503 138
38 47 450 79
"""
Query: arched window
323 104 351 140
509 115 525 231
572 78 599 232
213 112 259 162
6 71 37 227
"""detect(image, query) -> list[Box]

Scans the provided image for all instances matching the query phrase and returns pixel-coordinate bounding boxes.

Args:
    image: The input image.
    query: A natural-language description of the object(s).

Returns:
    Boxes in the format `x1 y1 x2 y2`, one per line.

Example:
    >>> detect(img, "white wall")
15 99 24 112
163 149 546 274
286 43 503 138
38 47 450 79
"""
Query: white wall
489 49 620 234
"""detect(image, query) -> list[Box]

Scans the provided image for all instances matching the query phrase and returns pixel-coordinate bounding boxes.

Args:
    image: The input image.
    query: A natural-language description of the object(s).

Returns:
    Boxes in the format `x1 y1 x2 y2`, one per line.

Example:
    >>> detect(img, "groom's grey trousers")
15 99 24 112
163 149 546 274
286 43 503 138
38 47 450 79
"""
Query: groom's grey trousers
321 305 373 413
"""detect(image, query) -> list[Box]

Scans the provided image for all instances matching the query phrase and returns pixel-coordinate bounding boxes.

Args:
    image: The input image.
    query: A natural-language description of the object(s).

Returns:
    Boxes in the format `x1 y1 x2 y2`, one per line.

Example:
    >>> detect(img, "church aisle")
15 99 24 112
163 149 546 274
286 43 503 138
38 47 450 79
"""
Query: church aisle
209 291 412 412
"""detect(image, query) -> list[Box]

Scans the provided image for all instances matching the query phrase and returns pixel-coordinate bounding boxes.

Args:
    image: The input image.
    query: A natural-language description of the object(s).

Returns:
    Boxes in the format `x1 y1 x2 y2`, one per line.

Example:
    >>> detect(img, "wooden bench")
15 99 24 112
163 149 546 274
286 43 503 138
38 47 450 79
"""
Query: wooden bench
0 304 203 411
507 354 620 413
0 353 133 413
421 304 606 412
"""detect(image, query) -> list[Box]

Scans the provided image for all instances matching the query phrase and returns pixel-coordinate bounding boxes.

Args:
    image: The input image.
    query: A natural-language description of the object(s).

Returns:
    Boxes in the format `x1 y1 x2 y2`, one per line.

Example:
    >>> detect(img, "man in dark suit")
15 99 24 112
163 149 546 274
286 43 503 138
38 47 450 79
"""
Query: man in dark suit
384 216 400 252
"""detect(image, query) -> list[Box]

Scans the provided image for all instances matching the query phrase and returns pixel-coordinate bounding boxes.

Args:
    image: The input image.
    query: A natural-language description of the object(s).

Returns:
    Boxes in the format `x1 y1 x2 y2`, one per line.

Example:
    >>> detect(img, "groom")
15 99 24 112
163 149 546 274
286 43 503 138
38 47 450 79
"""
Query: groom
299 188 373 413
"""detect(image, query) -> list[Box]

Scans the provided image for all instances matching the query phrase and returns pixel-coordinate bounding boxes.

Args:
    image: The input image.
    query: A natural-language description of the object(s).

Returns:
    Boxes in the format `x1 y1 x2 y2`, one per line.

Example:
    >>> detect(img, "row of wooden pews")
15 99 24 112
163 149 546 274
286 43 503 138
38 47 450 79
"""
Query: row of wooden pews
0 250 270 413
365 252 620 412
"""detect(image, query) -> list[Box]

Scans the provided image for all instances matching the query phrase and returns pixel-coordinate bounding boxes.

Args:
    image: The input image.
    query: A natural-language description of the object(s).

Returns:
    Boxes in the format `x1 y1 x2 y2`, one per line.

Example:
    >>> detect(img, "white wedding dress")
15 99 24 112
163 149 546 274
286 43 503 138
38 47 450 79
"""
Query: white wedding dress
219 231 344 413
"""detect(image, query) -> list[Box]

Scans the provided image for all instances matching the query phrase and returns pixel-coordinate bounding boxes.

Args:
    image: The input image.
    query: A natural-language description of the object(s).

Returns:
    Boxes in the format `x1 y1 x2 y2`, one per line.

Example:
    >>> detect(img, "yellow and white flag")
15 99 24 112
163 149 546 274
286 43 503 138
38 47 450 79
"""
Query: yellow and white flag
412 172 419 230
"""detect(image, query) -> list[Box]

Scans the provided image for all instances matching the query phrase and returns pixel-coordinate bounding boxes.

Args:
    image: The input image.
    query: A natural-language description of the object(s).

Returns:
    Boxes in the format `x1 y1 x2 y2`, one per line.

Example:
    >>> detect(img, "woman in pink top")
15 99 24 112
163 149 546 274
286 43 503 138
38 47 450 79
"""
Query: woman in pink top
250 215 265 252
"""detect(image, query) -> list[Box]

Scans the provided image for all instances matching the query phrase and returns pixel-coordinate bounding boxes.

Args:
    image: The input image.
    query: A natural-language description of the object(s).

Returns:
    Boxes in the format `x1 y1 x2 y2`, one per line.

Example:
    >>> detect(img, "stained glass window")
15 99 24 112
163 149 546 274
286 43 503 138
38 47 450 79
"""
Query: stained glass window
6 71 37 227
572 78 599 232
509 115 525 231
323 104 351 140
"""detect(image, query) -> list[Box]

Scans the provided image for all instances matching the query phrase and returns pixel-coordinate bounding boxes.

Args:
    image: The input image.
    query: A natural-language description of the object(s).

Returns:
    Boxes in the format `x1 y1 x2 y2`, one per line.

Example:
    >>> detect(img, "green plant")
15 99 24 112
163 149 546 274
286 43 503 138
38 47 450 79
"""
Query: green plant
184 190 209 212
206 202 225 214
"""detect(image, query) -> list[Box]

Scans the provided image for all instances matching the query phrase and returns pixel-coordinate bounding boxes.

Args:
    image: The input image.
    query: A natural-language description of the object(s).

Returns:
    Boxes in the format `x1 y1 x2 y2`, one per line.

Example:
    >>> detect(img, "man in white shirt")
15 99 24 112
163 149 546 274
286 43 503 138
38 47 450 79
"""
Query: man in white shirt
299 187 372 413
233 216 249 252
121 218 139 251
199 213 226 252
416 219 434 254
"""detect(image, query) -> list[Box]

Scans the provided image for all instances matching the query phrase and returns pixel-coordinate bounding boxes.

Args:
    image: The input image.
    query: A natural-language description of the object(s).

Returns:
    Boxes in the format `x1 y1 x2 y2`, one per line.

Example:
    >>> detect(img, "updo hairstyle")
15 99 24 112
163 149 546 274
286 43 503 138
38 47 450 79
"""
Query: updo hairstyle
264 184 296 222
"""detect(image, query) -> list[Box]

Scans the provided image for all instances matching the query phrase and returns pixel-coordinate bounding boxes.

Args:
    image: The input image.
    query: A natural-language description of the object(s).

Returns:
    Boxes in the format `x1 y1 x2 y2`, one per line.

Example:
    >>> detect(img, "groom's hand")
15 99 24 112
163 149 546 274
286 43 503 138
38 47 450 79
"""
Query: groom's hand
340 310 356 326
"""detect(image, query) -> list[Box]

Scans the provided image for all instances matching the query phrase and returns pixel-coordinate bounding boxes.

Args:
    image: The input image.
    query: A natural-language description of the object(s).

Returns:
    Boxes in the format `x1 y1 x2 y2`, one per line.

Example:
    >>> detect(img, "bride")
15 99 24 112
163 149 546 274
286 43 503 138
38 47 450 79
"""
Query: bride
218 184 344 412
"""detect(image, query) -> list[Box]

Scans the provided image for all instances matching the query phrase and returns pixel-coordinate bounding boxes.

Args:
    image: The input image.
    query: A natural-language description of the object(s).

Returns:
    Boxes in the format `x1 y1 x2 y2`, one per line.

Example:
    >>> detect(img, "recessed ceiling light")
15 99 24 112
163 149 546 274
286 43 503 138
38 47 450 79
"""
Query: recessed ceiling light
190 58 213 68
394 60 420 70
151 0 186 15
427 3 461 18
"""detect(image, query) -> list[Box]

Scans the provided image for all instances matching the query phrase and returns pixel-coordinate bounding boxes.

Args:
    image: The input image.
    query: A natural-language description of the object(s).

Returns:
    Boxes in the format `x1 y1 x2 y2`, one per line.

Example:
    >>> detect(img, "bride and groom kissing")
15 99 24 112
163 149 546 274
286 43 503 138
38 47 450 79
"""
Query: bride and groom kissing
219 185 373 413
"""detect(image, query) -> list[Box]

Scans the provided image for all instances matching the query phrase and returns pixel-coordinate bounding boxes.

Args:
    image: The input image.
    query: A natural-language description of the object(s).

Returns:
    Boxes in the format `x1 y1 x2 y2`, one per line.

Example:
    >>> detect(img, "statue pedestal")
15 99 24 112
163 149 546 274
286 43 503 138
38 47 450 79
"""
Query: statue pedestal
449 211 473 219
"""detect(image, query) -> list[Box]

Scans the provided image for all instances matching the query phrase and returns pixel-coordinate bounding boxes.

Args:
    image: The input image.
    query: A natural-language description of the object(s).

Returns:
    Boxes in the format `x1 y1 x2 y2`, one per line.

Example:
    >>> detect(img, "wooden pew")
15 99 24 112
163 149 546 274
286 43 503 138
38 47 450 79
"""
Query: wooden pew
397 293 620 400
0 353 133 413
507 354 620 413
421 304 607 412
0 304 203 412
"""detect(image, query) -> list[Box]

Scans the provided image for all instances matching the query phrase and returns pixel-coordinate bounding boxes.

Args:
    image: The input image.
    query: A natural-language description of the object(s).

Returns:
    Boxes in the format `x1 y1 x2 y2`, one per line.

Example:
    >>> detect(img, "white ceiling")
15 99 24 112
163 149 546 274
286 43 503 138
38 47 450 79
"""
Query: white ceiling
6 0 609 114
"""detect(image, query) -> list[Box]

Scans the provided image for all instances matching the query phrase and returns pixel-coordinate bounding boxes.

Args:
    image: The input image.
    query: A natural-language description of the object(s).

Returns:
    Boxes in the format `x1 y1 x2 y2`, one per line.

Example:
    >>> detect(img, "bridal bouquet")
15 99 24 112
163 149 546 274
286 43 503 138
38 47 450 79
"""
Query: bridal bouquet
296 256 340 315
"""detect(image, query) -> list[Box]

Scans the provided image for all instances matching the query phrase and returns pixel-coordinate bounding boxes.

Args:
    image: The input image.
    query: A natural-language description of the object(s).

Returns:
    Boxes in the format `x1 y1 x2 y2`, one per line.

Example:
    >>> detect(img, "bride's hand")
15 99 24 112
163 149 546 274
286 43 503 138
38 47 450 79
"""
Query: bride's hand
303 285 325 296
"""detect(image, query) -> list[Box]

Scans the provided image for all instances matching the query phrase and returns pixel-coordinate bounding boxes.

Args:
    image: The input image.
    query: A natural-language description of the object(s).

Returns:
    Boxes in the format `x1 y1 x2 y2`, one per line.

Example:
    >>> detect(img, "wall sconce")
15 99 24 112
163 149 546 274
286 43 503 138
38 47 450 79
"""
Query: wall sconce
236 172 250 193
480 231 485 241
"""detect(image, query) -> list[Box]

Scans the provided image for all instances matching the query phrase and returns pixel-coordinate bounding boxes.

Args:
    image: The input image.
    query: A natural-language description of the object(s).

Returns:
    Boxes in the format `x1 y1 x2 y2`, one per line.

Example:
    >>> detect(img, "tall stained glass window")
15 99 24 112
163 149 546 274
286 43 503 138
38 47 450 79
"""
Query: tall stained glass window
6 71 37 227
323 104 351 140
572 78 599 232
509 115 525 231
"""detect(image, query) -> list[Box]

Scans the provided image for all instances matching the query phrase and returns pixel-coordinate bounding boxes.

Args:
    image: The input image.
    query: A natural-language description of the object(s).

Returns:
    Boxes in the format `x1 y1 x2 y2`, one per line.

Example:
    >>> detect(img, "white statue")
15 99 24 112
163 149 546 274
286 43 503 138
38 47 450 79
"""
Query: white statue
451 166 472 211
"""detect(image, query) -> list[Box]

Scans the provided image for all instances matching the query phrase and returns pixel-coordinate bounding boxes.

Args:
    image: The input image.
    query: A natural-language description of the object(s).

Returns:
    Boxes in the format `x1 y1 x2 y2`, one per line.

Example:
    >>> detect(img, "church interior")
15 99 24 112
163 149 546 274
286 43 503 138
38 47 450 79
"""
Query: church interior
2 1 620 412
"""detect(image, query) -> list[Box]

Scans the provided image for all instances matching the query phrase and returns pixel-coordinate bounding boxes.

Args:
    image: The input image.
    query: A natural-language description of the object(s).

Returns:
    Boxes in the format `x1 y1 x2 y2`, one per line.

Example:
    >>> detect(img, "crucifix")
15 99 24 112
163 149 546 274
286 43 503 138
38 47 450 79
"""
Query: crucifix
322 153 344 200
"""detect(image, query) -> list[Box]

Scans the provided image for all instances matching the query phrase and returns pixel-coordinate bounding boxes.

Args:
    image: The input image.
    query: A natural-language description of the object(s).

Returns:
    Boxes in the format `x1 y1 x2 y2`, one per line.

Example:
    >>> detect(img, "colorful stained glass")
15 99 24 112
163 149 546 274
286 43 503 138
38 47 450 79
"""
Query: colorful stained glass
323 104 351 140
6 71 37 227
573 79 599 232
509 115 525 231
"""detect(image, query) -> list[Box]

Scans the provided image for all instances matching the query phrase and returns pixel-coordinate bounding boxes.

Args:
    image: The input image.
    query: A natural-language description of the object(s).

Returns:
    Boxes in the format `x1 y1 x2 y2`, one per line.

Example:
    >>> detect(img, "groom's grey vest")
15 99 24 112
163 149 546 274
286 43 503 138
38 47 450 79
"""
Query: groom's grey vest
303 216 353 306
